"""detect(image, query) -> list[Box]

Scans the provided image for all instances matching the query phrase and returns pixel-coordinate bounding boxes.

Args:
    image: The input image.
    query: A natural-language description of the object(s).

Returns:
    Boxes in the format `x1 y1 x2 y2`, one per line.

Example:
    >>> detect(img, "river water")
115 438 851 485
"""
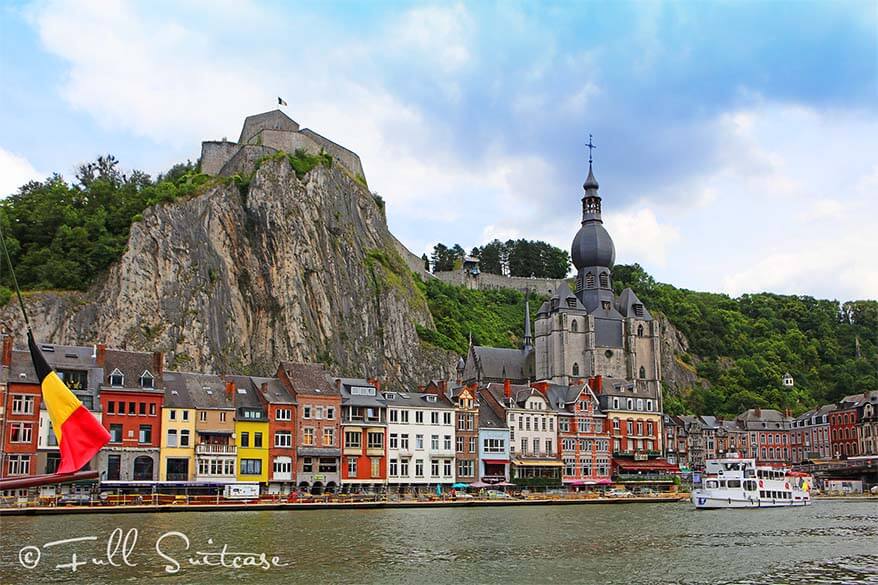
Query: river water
1 500 876 584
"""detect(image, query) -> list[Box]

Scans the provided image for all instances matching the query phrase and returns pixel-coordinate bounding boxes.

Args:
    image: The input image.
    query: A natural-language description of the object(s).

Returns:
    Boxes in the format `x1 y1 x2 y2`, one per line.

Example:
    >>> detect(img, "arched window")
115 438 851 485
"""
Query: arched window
626 398 633 410
571 319 578 333
637 324 644 337
636 399 643 411
646 399 653 411
585 272 595 288
639 366 646 379
599 272 609 288
572 363 580 376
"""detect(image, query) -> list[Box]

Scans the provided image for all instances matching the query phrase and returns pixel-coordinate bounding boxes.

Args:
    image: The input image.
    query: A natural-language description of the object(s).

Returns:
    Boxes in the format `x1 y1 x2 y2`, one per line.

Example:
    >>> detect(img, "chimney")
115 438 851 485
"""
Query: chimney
417 384 425 392
336 378 342 390
96 343 106 367
784 408 792 418
531 380 548 395
504 378 511 402
754 407 762 417
152 351 163 377
226 381 235 400
1 335 12 367
595 375 603 394
439 380 447 393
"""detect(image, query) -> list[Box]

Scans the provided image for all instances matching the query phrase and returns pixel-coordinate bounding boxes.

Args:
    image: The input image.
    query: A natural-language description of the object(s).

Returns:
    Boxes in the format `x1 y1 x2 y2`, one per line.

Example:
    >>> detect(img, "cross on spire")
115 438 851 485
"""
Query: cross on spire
586 134 596 165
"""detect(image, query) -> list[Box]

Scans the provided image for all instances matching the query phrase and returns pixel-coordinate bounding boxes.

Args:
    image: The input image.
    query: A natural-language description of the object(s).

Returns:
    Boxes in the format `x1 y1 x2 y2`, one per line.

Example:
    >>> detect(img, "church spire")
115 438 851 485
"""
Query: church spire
581 134 602 222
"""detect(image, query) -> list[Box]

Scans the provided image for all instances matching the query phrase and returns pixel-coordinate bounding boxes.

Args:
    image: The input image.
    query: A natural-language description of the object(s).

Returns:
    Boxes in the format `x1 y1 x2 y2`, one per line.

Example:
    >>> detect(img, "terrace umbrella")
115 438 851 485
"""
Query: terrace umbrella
452 483 469 489
436 484 442 496
469 481 491 488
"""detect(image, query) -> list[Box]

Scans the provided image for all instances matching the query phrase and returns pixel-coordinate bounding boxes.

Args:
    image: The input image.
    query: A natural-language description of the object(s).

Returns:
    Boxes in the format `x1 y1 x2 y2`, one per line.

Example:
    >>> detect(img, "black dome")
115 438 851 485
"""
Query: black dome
571 221 615 270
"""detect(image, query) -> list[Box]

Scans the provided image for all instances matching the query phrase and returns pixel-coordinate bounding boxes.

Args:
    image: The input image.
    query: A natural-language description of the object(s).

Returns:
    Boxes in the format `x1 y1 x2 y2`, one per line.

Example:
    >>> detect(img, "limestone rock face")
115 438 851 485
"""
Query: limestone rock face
656 313 704 395
1 159 455 387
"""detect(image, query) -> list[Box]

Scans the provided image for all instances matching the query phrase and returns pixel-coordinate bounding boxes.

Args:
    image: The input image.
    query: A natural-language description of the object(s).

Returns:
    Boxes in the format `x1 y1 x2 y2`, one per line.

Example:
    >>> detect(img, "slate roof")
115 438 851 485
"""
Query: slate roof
616 288 653 320
463 346 534 383
736 408 790 430
162 371 232 409
335 378 385 408
279 362 338 396
103 349 163 392
546 384 584 412
252 376 296 405
483 383 547 410
225 374 265 410
478 400 507 430
2 350 37 384
381 390 453 409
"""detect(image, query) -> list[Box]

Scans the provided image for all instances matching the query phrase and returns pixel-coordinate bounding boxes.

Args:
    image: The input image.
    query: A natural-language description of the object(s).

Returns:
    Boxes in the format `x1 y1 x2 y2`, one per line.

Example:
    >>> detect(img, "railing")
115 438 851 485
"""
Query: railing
196 444 237 455
615 473 677 482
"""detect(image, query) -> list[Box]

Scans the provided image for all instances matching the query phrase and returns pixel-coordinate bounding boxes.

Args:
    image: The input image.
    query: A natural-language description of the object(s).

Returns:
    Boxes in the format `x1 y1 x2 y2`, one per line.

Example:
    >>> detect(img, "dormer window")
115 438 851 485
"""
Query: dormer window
385 392 396 401
633 304 644 317
109 368 124 387
139 370 154 389
601 301 611 310
426 395 437 403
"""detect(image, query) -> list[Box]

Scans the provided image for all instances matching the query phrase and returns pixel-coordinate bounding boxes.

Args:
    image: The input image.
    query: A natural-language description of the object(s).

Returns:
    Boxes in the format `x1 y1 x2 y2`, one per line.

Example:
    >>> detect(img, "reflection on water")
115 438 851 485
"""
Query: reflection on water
0 500 876 584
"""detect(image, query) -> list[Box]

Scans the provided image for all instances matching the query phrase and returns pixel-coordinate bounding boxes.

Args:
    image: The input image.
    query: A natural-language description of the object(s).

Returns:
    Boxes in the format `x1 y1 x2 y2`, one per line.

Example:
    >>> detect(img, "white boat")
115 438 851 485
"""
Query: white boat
691 456 812 509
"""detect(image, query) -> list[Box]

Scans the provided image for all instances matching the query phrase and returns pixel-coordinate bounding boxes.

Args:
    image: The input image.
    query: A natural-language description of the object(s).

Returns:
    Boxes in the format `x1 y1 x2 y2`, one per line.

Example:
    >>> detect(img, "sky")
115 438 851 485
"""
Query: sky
1 0 876 301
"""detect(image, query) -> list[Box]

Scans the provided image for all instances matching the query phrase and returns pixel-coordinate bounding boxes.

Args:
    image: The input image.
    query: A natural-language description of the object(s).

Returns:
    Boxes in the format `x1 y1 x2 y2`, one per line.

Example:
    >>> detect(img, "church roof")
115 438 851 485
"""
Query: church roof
617 288 653 320
463 345 534 383
546 281 587 313
572 221 615 270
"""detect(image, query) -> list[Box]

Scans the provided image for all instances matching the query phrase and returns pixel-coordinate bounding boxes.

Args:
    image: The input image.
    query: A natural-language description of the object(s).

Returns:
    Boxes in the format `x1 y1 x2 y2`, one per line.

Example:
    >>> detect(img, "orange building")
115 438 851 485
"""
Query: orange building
337 378 387 492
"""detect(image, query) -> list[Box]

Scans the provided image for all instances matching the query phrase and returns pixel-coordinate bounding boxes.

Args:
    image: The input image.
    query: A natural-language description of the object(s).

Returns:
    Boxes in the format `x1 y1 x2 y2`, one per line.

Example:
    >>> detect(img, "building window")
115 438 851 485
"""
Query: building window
276 408 291 421
571 319 578 333
389 433 398 449
303 406 312 419
149 403 156 416
11 395 35 415
431 435 440 450
400 459 409 476
10 422 33 443
389 409 398 423
109 424 123 442
415 411 424 424
274 458 292 476
199 411 207 422
302 428 314 446
533 438 540 454
389 459 398 476
219 411 226 422
7 454 30 476
275 431 292 448
345 431 362 449
572 362 580 376
254 432 263 448
323 428 334 446
431 459 439 477
140 371 155 389
637 399 643 411
327 407 335 420
599 272 609 288
169 409 176 421
133 456 153 480
240 459 262 475
368 432 384 450
400 434 409 449
415 460 424 477
613 398 619 409
431 411 439 425
109 369 124 387
585 272 595 288
468 436 475 452
457 436 464 451
443 459 452 476
139 425 152 444
639 366 646 379
416 434 424 449
444 412 452 425
167 429 178 447
180 429 190 447
637 324 644 337
347 457 358 476
302 457 313 473
546 439 553 454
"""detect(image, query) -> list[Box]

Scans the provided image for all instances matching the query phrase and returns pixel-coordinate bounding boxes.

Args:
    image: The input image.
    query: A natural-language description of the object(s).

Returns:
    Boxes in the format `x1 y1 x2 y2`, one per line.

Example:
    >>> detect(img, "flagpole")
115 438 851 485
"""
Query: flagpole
0 222 31 332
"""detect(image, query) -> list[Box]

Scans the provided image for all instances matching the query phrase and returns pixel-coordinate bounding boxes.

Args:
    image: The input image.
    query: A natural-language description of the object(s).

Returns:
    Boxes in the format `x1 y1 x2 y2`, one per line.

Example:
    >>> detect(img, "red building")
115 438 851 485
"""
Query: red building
337 378 387 492
97 347 165 481
1 337 41 478
278 362 342 494
255 376 297 494
830 394 862 458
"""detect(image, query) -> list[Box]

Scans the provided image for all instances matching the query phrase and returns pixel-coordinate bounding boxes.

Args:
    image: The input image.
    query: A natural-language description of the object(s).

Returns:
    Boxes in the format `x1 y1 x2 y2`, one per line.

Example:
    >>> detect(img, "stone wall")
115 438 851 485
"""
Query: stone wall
201 141 241 176
433 270 566 295
300 128 365 180
218 144 276 177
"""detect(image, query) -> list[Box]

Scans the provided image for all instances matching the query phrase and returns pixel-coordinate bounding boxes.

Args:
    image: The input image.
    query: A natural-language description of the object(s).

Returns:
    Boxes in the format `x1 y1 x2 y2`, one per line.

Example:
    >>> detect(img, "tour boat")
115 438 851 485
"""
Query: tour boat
691 456 812 509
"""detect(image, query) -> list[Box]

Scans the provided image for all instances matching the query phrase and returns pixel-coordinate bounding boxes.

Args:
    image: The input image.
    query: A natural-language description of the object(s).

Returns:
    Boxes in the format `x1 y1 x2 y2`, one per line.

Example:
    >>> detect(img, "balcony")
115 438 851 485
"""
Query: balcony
196 443 237 455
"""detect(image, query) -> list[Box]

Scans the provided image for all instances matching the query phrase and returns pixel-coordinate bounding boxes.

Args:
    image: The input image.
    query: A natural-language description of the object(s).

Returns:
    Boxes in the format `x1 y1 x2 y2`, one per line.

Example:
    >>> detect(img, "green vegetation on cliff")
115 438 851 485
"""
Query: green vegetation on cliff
0 156 209 292
613 264 878 416
417 278 538 355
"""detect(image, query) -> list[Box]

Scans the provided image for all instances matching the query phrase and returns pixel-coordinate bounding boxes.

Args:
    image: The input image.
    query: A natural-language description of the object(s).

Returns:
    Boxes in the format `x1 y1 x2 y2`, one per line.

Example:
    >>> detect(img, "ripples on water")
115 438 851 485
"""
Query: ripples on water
0 500 876 584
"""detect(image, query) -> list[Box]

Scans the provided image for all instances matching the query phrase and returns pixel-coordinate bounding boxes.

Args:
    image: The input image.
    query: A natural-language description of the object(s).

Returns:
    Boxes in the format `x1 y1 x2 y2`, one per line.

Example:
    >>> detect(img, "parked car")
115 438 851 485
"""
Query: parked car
634 487 657 496
605 488 633 498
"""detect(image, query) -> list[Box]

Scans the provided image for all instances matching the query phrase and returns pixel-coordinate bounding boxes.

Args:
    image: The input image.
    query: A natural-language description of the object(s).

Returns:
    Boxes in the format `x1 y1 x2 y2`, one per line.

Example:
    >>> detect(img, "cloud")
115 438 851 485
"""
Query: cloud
0 148 43 197
604 206 681 268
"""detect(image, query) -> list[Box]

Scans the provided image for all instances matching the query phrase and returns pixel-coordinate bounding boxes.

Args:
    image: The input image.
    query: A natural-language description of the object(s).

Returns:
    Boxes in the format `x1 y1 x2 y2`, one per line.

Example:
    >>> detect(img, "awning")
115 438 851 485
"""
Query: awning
616 460 680 472
482 459 509 465
512 459 564 467
197 430 233 435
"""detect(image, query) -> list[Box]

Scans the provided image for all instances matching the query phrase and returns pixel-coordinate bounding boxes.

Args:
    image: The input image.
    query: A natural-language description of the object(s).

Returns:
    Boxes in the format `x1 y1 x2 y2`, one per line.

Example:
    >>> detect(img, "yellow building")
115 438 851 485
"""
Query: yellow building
229 376 270 484
159 399 197 481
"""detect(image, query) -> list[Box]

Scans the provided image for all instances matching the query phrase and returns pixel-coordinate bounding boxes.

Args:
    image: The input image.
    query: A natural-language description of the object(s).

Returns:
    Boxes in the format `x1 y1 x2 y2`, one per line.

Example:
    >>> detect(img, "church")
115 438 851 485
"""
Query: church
460 152 665 453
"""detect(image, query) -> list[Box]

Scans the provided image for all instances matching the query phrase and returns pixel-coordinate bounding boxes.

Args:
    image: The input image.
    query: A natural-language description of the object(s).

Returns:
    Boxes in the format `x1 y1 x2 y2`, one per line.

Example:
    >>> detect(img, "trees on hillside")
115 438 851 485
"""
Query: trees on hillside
428 238 571 278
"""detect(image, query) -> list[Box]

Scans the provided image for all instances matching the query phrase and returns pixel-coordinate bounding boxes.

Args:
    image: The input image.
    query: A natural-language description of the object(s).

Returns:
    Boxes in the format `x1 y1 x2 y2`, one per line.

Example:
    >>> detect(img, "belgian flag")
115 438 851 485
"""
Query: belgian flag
28 332 110 473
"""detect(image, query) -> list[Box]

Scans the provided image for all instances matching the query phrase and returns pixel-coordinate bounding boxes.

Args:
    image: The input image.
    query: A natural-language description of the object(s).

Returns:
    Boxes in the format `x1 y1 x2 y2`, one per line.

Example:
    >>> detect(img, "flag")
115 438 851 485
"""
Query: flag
278 97 288 106
28 332 110 474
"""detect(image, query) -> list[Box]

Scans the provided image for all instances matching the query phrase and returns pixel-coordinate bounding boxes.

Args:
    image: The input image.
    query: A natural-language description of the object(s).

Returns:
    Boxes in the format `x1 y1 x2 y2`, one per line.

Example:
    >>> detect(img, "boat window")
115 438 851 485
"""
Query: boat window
718 480 726 488
745 480 757 491
727 480 741 488
705 480 718 489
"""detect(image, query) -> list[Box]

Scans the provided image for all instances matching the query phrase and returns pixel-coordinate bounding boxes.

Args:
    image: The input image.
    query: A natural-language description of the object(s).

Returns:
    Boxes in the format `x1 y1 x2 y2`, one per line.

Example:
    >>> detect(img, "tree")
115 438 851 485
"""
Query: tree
421 253 430 272
431 243 455 272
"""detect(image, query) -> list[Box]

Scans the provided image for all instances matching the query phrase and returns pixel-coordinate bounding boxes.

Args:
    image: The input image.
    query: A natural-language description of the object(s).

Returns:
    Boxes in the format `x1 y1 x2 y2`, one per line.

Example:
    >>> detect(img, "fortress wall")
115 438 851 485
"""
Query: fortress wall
390 234 434 280
240 114 300 144
218 144 277 177
201 141 241 176
299 129 365 180
433 271 567 295
255 129 322 154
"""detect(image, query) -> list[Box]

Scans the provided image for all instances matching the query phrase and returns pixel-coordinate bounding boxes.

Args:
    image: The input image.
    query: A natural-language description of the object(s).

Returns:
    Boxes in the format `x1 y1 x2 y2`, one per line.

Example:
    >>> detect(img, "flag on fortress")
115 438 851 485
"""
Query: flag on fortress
278 97 288 106
28 332 110 473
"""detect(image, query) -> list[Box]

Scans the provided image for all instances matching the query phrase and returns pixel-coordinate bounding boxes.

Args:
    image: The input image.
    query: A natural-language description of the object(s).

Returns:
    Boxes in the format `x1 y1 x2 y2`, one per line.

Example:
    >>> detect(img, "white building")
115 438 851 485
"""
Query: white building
385 390 456 492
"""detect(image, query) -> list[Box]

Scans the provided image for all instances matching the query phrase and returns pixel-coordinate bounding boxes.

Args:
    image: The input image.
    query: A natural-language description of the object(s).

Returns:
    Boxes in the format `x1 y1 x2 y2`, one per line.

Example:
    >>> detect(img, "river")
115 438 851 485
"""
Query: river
1 500 876 584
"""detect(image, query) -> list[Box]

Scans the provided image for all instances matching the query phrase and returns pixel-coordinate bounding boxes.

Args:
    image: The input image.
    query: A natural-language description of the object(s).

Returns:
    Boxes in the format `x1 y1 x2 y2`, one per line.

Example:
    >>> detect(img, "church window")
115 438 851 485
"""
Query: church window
639 366 646 379
572 363 579 376
571 320 578 333
585 272 595 288
599 272 609 288
604 349 613 358
633 304 644 317
566 298 577 308
637 324 644 337
601 301 611 311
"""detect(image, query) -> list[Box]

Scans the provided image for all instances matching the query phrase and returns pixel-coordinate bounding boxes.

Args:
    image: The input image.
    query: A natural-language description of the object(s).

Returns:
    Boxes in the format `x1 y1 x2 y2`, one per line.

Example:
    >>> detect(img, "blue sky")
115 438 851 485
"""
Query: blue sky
1 0 876 300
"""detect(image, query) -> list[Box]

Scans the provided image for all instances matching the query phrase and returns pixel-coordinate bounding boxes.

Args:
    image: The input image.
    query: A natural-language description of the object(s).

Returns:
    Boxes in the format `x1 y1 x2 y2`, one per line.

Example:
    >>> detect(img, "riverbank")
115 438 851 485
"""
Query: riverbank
0 494 688 516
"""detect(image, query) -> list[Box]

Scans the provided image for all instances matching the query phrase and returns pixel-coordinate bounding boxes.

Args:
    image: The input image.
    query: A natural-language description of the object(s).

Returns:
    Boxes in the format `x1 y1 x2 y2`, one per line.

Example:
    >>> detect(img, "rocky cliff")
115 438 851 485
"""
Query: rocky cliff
1 158 456 387
656 313 705 397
